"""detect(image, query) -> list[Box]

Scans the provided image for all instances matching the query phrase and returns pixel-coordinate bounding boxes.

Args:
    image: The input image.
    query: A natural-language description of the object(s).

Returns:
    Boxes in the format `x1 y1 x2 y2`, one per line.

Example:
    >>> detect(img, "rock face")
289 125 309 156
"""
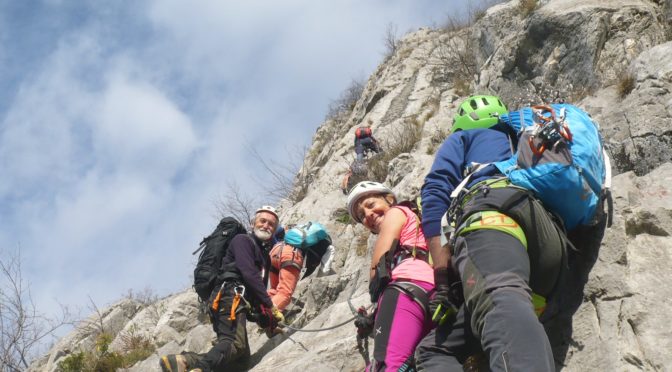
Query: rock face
30 0 672 371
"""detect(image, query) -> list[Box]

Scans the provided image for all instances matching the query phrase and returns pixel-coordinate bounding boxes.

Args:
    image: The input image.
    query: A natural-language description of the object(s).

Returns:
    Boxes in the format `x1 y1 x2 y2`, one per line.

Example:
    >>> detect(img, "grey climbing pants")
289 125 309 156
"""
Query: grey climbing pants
416 229 555 371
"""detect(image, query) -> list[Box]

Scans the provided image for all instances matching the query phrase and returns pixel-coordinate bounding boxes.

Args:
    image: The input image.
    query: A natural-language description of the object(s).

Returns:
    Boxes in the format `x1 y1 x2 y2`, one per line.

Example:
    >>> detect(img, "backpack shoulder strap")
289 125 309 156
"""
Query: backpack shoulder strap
277 243 303 271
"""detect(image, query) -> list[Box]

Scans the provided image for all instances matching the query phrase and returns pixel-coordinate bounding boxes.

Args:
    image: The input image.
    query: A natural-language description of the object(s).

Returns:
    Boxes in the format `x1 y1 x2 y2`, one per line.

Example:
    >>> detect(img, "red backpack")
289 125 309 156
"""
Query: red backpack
355 127 372 139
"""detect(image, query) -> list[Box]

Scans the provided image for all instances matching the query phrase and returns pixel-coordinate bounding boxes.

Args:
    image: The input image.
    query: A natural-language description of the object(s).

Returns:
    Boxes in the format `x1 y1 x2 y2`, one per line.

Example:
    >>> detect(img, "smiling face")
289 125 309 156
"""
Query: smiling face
253 211 279 241
356 194 394 234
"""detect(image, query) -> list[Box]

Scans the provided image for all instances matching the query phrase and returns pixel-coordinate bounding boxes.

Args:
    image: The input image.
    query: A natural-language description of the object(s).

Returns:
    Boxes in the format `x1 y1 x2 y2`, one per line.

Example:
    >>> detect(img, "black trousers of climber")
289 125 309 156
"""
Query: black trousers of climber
416 184 566 371
192 282 250 372
355 137 380 161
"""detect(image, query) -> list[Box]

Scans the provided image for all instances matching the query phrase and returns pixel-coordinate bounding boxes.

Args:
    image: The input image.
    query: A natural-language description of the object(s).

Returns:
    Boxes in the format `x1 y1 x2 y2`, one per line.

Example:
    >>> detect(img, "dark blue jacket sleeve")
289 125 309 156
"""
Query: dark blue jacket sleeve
421 128 514 238
229 235 274 308
421 134 467 238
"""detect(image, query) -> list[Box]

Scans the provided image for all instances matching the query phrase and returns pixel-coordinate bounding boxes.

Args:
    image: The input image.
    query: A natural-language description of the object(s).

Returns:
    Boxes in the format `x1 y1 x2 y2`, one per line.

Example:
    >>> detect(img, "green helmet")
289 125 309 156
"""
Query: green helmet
451 95 508 133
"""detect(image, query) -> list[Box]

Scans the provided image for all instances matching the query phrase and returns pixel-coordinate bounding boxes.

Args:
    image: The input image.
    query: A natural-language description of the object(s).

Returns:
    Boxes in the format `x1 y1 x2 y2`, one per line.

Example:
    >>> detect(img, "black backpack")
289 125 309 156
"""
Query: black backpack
192 217 247 301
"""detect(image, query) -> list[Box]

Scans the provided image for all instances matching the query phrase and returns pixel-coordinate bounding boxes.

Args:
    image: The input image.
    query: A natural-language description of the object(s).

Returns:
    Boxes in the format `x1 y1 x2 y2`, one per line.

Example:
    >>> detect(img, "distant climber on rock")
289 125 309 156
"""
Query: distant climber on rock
341 157 369 195
160 206 284 372
268 222 335 313
346 181 435 371
354 122 381 161
415 95 609 371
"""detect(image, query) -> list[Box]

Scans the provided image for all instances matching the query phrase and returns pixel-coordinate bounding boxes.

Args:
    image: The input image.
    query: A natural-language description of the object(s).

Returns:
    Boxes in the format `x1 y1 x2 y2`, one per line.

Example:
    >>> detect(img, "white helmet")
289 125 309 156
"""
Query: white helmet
255 205 279 220
346 181 394 223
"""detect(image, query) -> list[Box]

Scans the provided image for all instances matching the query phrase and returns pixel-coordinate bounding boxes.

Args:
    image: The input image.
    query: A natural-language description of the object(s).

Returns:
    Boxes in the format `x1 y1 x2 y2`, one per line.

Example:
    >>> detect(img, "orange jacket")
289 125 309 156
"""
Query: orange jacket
268 242 304 311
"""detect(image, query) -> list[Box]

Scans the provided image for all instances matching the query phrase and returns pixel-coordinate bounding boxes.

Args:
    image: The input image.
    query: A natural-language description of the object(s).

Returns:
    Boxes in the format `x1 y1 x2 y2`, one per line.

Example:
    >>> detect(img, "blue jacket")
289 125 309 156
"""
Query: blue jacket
421 126 513 237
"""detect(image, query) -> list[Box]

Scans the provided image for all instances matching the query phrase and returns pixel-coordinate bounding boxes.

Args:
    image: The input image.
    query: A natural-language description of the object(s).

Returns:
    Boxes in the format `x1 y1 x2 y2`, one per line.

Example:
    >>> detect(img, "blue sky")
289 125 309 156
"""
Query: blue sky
0 0 472 331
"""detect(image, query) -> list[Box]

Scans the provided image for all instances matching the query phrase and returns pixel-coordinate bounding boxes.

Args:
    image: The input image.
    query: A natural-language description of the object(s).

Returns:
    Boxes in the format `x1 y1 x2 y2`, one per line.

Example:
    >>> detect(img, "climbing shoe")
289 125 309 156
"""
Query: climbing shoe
159 354 189 372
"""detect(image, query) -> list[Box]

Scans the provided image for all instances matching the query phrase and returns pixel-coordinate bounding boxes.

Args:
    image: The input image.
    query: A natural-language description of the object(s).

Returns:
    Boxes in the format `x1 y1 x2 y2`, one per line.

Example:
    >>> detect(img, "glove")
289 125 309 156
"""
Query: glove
430 267 464 326
353 306 374 339
255 305 274 329
270 306 285 324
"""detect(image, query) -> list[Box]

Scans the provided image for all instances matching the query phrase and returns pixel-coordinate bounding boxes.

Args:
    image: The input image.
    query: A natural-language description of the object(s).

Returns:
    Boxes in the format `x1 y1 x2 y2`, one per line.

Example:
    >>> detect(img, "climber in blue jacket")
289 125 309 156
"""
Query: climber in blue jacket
417 95 566 371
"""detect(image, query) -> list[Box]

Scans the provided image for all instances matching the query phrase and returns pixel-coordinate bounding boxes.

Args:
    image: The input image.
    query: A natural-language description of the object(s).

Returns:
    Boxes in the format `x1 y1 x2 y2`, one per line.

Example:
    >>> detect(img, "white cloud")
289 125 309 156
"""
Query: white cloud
93 72 199 179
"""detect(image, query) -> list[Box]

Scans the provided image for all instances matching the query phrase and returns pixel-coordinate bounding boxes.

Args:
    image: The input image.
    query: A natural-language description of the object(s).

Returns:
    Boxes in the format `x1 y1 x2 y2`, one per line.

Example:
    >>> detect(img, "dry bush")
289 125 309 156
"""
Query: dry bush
355 234 370 257
441 35 477 83
367 120 422 182
0 249 75 371
215 180 259 228
415 95 441 127
617 73 636 98
118 325 155 365
429 31 477 95
290 162 316 203
427 127 451 155
472 8 487 22
519 0 538 17
441 0 506 31
246 143 312 204
453 77 473 96
124 287 159 307
383 23 401 60
325 78 365 122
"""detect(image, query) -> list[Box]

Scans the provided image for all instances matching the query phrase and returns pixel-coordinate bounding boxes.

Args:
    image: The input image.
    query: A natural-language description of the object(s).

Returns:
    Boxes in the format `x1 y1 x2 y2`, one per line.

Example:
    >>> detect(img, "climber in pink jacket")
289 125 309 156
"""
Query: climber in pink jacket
347 181 435 371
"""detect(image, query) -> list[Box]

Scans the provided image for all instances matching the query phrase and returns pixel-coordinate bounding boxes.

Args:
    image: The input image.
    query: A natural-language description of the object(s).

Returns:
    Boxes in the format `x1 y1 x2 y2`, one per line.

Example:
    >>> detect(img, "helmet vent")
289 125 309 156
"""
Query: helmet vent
470 99 478 110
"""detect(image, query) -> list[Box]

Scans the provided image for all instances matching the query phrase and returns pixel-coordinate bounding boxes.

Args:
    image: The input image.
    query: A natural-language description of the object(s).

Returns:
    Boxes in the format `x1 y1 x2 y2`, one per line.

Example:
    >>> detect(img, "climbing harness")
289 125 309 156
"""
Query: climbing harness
387 281 431 316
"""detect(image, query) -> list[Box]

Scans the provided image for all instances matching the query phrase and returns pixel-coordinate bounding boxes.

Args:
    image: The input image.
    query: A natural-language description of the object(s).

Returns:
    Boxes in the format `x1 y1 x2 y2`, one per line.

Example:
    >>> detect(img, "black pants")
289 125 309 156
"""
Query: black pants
355 137 379 160
194 284 250 372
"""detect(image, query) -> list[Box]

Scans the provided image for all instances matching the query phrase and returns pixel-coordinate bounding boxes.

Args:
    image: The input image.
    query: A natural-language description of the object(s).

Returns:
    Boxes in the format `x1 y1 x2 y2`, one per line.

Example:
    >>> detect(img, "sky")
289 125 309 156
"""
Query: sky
0 0 473 337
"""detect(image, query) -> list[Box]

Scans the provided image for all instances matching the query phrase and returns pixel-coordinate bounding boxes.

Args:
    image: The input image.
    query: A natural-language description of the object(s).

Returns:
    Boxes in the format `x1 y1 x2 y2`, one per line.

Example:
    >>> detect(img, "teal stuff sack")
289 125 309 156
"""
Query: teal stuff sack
284 222 330 249
284 222 332 278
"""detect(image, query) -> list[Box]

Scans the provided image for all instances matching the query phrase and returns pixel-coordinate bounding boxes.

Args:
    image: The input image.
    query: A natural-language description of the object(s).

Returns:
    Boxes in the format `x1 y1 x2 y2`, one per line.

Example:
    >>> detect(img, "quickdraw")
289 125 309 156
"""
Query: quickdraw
229 286 246 320
210 282 226 312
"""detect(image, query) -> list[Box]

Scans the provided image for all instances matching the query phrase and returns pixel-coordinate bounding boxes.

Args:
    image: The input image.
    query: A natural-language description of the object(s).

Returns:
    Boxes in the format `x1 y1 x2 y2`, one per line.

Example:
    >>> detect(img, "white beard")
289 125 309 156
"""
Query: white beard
253 227 273 241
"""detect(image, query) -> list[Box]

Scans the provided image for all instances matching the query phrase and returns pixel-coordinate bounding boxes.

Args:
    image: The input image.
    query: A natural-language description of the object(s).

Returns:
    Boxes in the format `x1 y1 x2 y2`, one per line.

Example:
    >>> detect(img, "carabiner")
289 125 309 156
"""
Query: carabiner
234 285 245 297
528 136 546 157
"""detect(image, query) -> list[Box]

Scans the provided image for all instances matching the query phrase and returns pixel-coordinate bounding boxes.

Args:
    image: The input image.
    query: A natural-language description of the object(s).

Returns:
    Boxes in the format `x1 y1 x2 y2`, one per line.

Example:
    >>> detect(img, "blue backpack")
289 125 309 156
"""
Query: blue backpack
493 104 612 230
284 222 332 278
284 222 331 249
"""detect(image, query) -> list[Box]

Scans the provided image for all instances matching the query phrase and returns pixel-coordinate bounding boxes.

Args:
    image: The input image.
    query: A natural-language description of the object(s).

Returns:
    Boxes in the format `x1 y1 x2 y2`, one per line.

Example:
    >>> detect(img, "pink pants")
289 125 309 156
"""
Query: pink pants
368 279 435 371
